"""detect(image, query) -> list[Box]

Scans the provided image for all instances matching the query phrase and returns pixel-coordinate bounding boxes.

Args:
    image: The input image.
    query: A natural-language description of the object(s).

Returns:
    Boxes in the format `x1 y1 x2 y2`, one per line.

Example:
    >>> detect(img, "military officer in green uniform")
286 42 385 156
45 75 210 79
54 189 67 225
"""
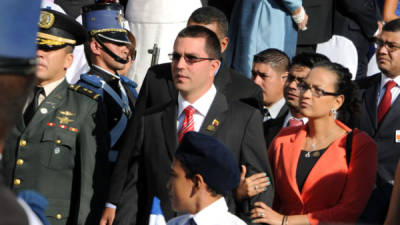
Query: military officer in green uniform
2 9 110 225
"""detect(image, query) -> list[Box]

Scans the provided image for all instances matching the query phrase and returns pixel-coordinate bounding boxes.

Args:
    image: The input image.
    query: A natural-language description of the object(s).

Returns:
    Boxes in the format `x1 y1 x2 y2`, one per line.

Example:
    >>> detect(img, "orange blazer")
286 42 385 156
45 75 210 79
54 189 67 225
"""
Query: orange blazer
268 120 377 225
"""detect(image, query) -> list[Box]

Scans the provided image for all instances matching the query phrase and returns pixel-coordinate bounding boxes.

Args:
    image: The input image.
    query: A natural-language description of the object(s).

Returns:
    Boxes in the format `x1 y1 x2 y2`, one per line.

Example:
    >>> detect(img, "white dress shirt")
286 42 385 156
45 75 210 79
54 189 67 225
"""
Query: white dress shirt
177 85 217 132
377 74 400 106
166 197 246 225
264 98 285 122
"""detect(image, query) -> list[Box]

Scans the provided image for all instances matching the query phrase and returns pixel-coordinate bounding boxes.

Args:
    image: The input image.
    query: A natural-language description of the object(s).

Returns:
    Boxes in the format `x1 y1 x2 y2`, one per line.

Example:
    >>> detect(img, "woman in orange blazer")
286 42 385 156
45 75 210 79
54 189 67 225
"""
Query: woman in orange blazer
249 62 377 225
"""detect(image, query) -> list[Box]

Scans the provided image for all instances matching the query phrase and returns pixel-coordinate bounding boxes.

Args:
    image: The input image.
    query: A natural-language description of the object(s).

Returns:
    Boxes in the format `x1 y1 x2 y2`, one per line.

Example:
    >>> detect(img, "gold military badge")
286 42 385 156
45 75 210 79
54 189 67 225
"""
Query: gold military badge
57 116 74 125
39 11 55 29
59 110 76 116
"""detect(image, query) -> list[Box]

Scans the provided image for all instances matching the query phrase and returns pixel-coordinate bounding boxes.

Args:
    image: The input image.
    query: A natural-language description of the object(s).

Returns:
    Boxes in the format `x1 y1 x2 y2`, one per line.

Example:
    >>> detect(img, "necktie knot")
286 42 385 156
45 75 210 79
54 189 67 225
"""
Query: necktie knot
386 80 397 90
288 118 304 127
184 105 195 117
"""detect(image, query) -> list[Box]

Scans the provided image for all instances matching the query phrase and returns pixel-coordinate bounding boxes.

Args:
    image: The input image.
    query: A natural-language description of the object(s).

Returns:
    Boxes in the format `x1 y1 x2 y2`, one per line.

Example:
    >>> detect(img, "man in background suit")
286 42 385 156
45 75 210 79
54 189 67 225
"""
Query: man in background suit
114 26 273 225
100 6 264 225
250 49 289 148
334 0 380 79
296 0 334 54
356 19 400 224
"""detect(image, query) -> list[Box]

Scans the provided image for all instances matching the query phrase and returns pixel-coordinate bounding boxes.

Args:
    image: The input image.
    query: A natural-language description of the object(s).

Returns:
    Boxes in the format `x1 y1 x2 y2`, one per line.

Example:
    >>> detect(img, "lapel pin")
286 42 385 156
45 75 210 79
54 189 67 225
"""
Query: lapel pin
206 119 219 132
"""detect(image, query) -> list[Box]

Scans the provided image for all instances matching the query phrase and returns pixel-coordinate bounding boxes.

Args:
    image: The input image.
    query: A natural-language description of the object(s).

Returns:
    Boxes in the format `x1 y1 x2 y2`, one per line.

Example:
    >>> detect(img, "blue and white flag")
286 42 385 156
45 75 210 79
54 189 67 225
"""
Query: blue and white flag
149 196 166 225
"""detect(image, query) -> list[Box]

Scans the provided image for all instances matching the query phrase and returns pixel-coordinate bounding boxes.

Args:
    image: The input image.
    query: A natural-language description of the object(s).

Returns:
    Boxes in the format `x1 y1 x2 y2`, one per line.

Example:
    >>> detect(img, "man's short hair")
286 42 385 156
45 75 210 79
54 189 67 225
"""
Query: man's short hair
188 6 228 38
253 48 290 73
383 18 400 32
290 52 330 69
177 25 222 60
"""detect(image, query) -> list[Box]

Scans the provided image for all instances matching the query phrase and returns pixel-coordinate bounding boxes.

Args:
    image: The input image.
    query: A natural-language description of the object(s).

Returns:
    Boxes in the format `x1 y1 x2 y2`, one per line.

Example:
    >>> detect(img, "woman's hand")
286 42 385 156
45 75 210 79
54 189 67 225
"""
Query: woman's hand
250 202 283 225
292 6 309 31
235 165 271 201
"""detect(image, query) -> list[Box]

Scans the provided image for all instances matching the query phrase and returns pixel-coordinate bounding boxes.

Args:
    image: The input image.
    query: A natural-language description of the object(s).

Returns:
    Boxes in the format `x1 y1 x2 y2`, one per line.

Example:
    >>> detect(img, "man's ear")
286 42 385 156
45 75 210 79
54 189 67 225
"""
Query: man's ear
209 59 221 77
90 39 102 56
220 37 229 53
191 174 206 196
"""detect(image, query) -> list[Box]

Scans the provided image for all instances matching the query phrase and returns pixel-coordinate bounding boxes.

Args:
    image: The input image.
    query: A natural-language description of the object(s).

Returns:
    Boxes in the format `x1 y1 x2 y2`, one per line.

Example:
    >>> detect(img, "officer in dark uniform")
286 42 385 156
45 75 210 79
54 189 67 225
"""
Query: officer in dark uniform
79 2 138 165
2 9 110 225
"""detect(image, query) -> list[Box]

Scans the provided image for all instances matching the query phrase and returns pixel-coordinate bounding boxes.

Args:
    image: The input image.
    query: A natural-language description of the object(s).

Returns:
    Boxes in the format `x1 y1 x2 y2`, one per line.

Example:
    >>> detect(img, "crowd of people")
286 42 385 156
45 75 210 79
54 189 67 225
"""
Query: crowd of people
1 0 400 225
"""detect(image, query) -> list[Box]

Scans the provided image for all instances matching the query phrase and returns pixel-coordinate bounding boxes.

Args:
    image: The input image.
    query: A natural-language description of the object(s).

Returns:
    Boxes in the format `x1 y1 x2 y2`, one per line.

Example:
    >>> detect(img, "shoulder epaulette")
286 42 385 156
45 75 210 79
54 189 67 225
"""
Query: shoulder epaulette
80 74 103 88
69 84 101 100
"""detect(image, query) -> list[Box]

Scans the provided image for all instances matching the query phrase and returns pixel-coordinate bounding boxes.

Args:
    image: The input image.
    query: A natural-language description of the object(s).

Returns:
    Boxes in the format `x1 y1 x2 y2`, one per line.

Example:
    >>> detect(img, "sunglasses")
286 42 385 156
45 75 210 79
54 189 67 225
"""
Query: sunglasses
168 52 216 64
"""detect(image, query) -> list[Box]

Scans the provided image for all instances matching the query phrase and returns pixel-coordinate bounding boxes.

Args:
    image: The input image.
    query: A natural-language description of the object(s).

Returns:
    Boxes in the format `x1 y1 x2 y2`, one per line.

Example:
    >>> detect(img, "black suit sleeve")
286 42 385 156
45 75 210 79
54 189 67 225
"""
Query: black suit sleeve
238 108 275 220
336 0 379 38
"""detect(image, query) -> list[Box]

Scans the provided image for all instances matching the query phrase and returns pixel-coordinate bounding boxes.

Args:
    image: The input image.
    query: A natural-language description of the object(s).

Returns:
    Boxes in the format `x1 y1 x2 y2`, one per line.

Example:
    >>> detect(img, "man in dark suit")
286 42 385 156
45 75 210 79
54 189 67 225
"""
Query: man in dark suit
2 9 109 225
333 0 380 79
250 49 289 148
113 26 273 225
296 0 334 54
356 19 400 224
99 6 263 224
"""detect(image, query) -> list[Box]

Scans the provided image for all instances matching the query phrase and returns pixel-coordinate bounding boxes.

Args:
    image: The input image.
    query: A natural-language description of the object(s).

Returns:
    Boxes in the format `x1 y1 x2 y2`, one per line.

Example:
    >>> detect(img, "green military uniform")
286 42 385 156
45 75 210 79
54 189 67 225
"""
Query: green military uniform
2 81 110 225
2 9 110 225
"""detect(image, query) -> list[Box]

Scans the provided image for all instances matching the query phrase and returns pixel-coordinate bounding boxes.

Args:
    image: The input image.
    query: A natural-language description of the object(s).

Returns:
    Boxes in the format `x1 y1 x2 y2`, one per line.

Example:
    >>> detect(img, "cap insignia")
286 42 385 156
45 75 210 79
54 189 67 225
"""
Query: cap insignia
39 11 55 29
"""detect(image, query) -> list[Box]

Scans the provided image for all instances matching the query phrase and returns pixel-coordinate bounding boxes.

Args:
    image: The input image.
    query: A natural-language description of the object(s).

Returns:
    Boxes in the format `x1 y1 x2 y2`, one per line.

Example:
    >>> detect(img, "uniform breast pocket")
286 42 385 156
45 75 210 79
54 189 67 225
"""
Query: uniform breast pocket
41 128 77 170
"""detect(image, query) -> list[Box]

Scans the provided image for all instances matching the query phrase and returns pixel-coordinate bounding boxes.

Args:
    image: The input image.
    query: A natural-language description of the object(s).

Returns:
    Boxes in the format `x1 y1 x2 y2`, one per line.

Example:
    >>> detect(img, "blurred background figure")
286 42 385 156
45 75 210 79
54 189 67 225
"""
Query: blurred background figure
0 0 48 224
382 0 400 23
124 0 202 89
226 0 308 78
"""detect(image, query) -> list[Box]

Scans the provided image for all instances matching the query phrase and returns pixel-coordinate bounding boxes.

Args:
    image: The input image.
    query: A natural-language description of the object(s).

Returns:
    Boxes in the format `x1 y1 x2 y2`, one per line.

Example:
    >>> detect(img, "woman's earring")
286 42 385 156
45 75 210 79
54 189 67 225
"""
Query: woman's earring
330 108 337 119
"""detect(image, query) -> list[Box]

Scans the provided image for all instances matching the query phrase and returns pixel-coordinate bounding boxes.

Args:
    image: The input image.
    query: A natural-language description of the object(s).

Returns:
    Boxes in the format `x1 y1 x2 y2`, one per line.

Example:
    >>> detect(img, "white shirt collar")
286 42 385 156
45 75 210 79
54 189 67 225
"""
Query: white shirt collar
93 64 120 79
192 197 228 225
266 98 285 119
178 85 217 118
42 77 65 97
380 73 400 90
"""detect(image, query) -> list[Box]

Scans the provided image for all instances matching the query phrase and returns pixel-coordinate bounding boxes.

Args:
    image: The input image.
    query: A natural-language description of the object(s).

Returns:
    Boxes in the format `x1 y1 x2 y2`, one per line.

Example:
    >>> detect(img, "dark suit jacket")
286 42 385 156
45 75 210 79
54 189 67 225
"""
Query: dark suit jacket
106 60 263 205
355 74 400 224
263 104 289 149
114 92 274 225
333 0 380 78
297 0 334 45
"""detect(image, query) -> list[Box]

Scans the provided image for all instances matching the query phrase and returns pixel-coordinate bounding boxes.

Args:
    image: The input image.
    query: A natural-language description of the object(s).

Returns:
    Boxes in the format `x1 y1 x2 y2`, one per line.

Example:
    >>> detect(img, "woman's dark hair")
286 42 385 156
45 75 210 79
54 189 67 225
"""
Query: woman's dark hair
313 61 360 122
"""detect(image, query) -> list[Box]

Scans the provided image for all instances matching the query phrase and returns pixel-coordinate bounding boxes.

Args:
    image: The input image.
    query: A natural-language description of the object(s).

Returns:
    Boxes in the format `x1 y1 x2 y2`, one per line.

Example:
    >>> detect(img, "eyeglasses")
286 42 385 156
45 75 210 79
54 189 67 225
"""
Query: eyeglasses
298 82 340 97
375 38 400 52
168 52 216 64
286 74 304 84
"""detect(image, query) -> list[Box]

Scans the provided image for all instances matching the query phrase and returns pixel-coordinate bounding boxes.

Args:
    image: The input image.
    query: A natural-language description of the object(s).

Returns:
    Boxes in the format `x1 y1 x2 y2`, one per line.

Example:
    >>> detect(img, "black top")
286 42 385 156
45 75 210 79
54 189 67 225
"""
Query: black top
296 148 328 192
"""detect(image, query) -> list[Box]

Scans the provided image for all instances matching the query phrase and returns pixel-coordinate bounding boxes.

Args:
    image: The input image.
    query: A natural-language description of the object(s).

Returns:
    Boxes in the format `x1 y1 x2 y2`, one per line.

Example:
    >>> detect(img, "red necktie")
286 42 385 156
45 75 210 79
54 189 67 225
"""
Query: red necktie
288 118 304 127
377 80 397 125
178 106 195 143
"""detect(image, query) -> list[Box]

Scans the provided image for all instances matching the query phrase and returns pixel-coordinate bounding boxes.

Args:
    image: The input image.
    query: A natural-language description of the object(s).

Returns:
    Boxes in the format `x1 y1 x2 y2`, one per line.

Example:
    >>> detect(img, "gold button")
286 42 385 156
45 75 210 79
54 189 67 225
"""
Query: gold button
16 159 24 166
56 139 61 144
14 179 21 186
19 140 27 147
56 214 62 220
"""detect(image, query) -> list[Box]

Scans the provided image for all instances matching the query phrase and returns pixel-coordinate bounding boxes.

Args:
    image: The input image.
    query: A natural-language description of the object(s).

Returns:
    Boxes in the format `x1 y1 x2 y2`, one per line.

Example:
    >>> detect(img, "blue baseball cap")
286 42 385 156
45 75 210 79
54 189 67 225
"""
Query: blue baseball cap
82 3 130 45
0 0 41 75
